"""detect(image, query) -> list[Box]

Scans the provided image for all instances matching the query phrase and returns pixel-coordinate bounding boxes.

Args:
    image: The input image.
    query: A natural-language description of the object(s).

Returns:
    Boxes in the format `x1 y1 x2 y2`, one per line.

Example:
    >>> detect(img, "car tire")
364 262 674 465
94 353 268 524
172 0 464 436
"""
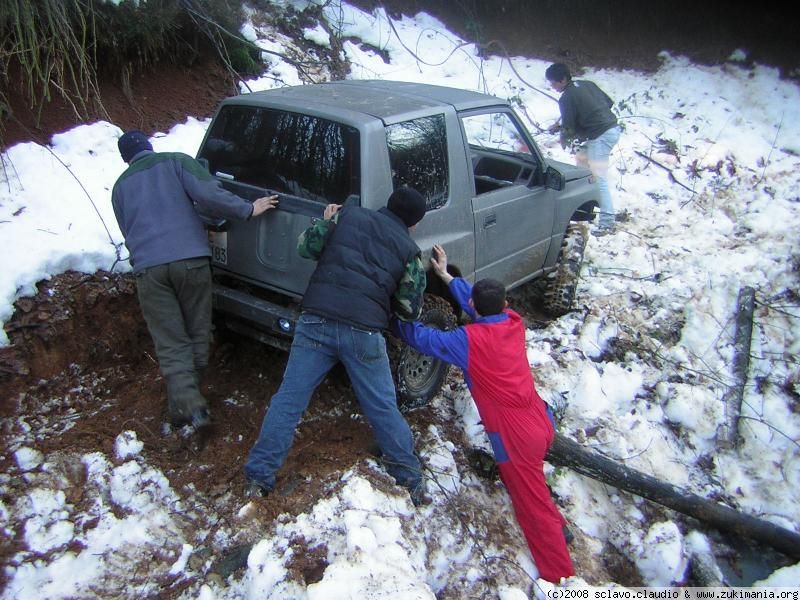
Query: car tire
542 223 588 316
391 294 456 410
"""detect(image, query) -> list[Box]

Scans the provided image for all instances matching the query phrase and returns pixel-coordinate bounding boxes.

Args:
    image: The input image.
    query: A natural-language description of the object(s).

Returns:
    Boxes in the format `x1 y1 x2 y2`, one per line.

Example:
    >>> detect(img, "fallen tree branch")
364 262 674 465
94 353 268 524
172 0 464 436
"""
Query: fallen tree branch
738 415 800 450
547 433 800 559
634 149 695 193
717 286 756 448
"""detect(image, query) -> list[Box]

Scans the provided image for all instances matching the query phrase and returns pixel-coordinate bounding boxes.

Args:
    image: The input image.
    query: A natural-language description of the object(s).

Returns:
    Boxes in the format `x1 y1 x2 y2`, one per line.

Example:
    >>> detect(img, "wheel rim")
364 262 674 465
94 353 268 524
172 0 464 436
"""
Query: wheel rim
399 347 441 393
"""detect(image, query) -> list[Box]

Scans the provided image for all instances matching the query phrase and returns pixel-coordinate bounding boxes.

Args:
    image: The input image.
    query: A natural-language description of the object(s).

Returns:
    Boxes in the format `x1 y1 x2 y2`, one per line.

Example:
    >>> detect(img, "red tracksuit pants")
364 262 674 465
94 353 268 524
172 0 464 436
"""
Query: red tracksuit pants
494 422 574 583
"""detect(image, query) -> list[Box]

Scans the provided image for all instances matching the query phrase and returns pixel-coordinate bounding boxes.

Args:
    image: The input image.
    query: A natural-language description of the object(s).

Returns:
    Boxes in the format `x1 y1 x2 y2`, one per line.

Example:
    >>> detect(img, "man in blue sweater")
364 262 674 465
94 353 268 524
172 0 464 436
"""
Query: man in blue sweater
111 130 278 429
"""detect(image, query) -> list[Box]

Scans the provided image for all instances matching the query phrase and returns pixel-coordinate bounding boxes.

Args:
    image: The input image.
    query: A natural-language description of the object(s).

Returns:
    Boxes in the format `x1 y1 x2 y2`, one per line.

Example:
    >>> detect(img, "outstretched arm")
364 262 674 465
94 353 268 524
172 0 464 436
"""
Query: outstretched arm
249 195 280 218
430 244 453 285
448 278 478 321
430 244 477 320
179 153 272 221
392 319 469 371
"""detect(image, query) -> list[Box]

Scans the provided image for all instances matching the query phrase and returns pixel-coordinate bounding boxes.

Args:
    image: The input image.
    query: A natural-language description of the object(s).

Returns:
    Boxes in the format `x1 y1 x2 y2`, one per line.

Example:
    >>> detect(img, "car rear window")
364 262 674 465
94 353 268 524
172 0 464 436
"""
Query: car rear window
198 105 360 204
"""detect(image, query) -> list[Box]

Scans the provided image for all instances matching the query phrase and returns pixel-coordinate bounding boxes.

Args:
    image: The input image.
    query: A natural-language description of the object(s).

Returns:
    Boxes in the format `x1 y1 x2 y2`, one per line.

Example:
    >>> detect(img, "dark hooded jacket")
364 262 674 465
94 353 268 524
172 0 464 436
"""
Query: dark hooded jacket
300 205 421 330
558 80 617 142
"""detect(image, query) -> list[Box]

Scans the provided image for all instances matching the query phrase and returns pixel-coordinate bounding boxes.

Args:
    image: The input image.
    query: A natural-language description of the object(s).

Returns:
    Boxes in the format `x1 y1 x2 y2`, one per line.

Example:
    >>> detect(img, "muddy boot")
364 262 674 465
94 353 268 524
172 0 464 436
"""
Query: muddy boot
166 371 211 429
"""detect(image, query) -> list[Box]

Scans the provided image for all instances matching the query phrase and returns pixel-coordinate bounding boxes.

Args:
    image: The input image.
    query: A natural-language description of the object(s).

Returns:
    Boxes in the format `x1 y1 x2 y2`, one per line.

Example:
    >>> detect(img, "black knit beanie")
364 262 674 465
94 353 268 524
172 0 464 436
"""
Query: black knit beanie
118 130 153 163
387 187 426 227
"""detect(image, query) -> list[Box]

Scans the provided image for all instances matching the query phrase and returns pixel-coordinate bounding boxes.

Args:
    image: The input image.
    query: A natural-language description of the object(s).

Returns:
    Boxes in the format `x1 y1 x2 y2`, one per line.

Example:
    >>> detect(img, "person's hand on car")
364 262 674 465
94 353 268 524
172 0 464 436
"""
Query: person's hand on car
430 244 453 284
251 194 279 218
324 203 341 220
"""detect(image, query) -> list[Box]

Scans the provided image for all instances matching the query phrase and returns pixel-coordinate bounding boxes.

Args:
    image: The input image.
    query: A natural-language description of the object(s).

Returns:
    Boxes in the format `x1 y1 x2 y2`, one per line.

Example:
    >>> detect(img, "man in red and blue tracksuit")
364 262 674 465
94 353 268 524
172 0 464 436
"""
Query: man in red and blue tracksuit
392 244 574 583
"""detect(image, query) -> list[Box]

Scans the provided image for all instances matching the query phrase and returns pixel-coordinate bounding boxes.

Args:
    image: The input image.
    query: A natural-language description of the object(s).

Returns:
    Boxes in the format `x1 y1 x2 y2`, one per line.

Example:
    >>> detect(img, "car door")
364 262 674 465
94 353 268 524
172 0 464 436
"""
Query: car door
197 104 362 298
460 109 556 288
384 111 476 285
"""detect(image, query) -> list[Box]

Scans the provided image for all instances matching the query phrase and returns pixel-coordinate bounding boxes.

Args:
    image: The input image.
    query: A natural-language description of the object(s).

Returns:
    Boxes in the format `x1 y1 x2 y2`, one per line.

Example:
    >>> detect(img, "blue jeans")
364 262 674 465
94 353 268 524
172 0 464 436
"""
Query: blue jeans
245 313 422 491
584 126 621 228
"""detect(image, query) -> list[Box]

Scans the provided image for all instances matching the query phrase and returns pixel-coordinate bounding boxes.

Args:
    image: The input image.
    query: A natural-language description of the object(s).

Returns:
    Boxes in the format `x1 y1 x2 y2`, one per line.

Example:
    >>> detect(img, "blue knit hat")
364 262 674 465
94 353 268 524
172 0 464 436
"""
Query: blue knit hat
118 130 153 163
387 187 426 227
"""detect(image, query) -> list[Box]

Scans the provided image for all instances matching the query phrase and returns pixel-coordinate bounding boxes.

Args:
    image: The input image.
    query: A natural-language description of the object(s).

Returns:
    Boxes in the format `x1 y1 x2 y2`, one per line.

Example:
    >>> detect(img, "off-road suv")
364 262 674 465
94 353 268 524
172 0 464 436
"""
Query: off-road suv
196 80 599 406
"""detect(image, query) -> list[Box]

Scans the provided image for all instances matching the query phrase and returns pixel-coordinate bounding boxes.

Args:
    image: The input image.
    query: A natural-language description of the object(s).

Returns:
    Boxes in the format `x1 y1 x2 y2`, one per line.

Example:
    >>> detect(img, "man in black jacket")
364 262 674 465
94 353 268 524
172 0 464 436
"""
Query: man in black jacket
244 188 429 505
546 63 621 235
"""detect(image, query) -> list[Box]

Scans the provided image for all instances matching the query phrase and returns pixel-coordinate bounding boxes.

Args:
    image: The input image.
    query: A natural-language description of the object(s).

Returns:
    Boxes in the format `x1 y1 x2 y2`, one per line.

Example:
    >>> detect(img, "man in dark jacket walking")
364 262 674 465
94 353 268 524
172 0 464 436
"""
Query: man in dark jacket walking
244 187 428 504
111 130 278 429
546 62 621 234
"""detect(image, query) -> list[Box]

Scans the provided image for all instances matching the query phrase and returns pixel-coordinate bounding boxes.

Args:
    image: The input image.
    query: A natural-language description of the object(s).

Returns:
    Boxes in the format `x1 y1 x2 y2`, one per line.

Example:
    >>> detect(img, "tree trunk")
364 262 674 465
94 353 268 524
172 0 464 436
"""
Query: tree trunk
546 434 800 559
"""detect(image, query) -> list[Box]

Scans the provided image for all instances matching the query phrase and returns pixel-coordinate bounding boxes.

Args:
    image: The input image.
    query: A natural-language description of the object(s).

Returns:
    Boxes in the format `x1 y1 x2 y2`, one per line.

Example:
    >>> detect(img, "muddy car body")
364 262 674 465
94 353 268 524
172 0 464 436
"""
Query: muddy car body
196 80 599 405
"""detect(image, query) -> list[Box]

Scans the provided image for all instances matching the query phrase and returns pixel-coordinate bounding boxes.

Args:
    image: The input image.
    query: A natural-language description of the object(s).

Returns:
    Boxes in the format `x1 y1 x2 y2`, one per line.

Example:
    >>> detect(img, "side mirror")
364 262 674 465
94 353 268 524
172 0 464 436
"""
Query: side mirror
197 157 210 171
544 165 565 191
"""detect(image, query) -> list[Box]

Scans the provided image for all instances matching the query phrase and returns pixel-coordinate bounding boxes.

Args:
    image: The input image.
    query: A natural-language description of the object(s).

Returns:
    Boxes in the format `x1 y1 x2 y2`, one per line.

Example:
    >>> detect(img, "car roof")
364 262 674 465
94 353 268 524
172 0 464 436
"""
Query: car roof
221 80 507 121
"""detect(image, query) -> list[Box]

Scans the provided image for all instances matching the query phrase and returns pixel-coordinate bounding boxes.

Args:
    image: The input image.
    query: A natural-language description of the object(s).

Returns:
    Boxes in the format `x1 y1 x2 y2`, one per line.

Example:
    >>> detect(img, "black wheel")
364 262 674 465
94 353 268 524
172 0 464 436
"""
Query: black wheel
391 295 456 410
542 223 588 316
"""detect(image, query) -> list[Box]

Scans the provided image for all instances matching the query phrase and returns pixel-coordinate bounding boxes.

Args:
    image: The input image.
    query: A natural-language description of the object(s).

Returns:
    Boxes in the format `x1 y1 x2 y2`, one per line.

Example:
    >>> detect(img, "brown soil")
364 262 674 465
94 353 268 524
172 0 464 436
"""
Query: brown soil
0 269 409 510
2 57 236 149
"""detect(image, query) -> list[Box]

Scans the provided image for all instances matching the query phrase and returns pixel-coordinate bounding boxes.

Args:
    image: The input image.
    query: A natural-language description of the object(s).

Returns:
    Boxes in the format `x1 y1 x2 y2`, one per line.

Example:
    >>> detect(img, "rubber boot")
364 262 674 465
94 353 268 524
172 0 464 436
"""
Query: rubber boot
166 371 211 428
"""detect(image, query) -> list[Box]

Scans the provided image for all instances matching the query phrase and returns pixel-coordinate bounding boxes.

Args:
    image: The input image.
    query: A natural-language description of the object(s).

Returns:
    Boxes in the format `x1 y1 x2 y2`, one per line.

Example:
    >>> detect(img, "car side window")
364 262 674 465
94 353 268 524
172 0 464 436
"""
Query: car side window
460 111 539 195
386 114 449 211
198 105 360 205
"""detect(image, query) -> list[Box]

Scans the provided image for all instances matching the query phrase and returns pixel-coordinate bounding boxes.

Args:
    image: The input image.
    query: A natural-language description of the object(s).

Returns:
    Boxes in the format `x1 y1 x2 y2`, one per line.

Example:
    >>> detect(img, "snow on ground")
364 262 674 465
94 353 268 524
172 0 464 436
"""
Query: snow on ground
2 0 799 597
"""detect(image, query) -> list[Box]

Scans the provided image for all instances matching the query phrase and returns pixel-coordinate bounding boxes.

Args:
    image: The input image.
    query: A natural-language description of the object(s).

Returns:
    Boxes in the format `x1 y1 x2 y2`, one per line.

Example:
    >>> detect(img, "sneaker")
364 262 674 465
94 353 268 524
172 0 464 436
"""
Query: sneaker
408 482 431 507
244 481 271 498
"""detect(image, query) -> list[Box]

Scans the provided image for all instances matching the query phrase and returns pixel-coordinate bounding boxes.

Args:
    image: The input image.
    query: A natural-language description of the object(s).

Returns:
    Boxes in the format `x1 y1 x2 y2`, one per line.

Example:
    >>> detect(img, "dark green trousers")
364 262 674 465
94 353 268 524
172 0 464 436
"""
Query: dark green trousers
135 257 212 376
135 257 211 422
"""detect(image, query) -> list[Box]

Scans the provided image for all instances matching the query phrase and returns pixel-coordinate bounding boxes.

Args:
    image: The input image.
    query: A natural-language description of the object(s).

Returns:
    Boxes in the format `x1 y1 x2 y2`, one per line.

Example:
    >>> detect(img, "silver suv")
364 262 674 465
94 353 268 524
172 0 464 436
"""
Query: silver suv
196 80 600 406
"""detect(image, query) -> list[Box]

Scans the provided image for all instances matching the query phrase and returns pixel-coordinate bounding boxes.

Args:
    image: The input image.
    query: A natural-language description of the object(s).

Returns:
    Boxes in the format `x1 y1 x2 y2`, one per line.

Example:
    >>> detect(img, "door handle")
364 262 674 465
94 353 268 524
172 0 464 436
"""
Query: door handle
484 213 497 228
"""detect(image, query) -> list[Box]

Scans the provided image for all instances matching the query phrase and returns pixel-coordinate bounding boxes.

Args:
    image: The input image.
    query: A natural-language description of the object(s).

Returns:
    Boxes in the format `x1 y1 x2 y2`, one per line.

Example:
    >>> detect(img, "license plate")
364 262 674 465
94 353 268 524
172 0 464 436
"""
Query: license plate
208 231 228 265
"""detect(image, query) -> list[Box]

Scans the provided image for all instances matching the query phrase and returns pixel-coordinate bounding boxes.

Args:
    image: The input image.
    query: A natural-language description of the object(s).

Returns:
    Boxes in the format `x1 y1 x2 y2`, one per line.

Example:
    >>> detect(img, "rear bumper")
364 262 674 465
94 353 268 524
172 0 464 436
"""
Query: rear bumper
211 283 299 348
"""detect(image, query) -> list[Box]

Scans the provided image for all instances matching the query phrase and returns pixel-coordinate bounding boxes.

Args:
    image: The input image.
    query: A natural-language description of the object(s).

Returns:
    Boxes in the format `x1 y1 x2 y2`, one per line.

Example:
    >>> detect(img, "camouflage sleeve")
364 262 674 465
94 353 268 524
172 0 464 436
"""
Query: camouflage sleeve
298 212 339 260
392 254 427 322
